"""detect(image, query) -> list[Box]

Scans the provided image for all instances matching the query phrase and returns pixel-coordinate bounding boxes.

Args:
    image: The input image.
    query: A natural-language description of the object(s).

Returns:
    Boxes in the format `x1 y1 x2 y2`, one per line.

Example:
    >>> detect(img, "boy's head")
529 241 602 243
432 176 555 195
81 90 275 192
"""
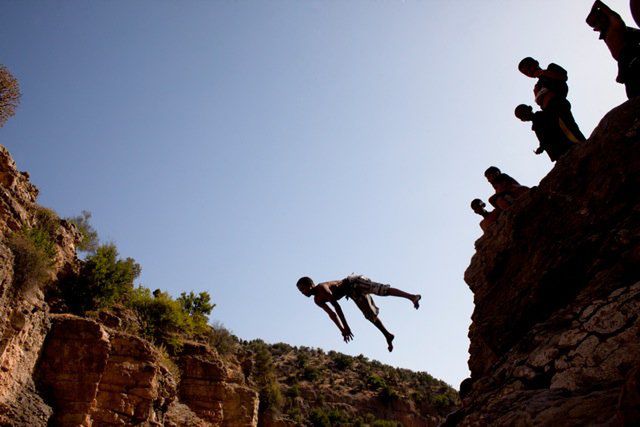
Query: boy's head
470 198 487 216
484 166 501 184
586 1 609 34
518 57 541 77
515 104 534 121
296 276 315 297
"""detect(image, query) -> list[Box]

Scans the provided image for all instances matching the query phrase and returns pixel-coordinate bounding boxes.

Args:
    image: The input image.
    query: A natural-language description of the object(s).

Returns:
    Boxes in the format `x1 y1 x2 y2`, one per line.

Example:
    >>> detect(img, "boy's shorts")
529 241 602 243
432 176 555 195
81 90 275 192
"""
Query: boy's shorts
343 275 390 321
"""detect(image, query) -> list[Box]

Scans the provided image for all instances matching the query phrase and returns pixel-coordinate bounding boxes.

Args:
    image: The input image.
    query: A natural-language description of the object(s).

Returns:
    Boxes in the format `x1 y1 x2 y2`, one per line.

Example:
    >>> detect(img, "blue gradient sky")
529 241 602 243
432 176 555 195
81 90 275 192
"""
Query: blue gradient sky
0 1 634 388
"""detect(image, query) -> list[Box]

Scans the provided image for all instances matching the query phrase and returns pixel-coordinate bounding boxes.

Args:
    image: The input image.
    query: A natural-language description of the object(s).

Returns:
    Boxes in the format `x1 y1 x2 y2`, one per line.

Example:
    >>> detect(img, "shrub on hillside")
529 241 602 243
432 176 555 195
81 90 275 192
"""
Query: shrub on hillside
429 391 457 411
177 291 214 325
367 374 386 391
66 210 99 254
309 408 349 427
331 352 353 370
62 244 141 313
6 206 59 291
248 340 283 414
7 228 56 293
352 414 402 427
205 321 239 356
378 384 399 405
302 365 320 382
128 287 188 345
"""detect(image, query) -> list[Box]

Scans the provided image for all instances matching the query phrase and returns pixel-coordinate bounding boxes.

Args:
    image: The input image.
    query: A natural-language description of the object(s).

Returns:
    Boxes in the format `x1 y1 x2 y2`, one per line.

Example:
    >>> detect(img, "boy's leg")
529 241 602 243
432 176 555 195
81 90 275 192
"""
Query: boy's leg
370 317 395 352
386 287 422 309
351 293 395 351
357 277 421 309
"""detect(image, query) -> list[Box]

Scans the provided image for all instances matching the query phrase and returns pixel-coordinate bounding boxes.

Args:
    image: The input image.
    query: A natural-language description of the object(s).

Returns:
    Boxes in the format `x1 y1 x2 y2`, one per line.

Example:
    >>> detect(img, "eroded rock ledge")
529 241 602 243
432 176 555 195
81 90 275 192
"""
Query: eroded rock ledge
449 98 640 425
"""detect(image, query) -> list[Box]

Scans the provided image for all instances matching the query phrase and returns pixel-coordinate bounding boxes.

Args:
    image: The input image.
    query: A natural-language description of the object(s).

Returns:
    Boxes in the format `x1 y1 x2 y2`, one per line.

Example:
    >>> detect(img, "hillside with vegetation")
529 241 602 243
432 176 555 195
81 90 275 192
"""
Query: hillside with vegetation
254 341 458 426
0 138 457 426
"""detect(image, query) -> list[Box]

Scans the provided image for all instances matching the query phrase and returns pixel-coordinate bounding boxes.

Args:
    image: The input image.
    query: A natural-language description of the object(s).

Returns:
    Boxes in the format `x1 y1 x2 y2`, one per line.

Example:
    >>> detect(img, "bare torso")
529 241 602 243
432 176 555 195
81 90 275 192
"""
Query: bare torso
312 280 348 305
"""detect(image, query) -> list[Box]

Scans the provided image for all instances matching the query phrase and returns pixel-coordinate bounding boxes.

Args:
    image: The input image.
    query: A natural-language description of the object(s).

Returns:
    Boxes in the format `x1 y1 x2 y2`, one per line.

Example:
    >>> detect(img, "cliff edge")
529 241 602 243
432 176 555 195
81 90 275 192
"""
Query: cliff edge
450 98 640 425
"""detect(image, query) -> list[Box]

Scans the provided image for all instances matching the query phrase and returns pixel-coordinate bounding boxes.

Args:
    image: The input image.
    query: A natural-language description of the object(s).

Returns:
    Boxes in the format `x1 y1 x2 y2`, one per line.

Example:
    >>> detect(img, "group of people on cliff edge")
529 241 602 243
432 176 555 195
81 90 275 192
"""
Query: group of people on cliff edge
471 0 640 233
293 1 640 354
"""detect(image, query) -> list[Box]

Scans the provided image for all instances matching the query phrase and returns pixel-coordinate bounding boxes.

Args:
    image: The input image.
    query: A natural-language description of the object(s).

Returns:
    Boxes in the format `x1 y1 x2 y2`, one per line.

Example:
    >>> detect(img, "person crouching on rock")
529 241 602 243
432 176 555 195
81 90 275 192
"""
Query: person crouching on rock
484 166 529 210
587 0 640 99
515 104 584 162
471 199 499 232
296 275 421 352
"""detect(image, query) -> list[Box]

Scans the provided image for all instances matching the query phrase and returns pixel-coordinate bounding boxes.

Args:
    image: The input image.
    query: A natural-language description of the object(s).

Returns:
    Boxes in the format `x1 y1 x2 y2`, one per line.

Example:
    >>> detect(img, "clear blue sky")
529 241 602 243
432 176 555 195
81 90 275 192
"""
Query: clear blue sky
0 1 633 388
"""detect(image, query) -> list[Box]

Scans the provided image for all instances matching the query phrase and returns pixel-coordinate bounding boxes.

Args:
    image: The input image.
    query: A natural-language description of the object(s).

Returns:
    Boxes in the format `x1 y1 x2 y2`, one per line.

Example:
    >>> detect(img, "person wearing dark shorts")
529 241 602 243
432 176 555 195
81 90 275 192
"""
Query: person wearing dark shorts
296 275 421 352
515 104 584 162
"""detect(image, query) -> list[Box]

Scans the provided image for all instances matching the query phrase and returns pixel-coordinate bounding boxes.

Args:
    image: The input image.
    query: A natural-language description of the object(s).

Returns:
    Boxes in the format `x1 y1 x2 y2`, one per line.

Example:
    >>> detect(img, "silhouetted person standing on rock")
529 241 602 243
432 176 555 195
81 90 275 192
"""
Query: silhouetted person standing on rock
587 0 640 98
632 0 640 27
296 275 421 352
471 199 499 231
484 166 529 210
518 57 585 143
515 104 584 162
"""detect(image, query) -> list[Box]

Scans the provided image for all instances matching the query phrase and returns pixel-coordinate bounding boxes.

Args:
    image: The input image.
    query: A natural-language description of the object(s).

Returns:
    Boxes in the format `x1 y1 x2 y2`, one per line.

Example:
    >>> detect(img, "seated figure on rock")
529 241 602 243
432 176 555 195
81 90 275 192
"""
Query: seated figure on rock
484 166 529 210
471 198 499 232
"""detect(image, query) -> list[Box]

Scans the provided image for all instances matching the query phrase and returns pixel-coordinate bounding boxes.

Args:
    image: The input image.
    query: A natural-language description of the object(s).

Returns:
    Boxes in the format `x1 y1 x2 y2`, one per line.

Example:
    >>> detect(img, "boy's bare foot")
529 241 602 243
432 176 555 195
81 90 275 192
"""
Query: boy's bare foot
386 334 394 352
412 294 421 309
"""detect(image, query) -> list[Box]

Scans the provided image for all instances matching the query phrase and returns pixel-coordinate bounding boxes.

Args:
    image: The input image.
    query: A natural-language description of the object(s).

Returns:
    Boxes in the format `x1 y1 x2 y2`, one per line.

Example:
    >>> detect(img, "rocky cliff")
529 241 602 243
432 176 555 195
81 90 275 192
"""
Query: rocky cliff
0 145 260 427
448 98 640 425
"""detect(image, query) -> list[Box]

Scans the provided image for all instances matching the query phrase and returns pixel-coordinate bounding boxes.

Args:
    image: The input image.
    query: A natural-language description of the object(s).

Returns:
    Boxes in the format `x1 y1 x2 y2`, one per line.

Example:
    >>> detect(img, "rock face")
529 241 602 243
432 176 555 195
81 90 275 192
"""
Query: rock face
0 144 265 426
37 315 175 426
178 342 259 426
451 98 640 425
0 146 79 427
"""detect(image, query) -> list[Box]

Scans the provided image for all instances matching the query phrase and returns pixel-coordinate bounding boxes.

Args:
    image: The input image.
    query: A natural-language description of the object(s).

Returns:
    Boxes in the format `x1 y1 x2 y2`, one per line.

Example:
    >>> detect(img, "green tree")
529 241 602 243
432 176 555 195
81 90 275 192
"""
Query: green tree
128 287 187 346
67 210 99 253
0 65 20 127
249 340 283 414
63 244 141 312
177 291 215 321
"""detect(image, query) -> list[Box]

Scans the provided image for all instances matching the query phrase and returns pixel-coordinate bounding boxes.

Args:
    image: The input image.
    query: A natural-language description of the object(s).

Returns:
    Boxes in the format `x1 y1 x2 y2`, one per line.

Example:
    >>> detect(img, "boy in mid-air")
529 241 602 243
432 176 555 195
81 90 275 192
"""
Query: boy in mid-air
296 275 421 352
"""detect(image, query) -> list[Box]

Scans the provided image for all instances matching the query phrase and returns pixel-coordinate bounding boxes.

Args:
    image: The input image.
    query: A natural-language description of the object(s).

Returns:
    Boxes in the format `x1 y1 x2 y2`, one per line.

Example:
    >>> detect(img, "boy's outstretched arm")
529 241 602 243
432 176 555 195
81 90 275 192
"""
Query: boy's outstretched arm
331 301 354 342
317 302 352 342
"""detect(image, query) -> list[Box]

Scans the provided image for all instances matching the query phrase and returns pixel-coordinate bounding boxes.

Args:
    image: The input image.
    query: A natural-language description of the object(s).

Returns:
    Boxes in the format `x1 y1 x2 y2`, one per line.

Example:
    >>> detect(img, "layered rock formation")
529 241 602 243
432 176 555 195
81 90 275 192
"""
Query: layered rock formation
38 315 176 426
449 98 640 425
0 142 264 426
0 146 79 426
177 342 258 426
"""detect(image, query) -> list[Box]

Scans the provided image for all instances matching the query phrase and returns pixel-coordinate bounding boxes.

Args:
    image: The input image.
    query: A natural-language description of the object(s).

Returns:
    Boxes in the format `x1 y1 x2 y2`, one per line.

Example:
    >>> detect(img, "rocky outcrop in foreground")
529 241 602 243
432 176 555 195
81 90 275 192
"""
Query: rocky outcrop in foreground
449 98 640 425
